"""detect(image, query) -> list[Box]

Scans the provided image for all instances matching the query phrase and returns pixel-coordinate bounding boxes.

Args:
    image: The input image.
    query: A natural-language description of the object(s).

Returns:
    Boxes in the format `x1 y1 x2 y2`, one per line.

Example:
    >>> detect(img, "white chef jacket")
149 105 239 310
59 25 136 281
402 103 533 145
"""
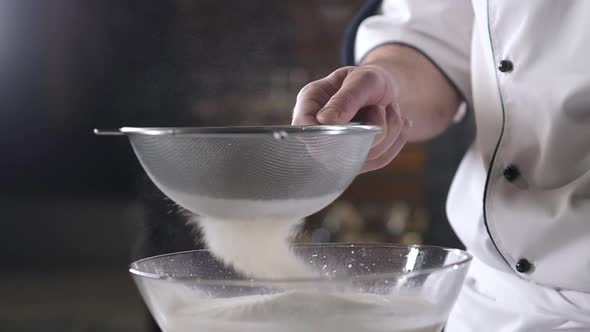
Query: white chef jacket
355 0 590 330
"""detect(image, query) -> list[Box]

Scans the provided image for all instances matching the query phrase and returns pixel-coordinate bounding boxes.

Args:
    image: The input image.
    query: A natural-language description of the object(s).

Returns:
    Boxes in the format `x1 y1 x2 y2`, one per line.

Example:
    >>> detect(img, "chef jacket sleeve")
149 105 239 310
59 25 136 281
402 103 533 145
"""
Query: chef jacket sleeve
355 0 473 121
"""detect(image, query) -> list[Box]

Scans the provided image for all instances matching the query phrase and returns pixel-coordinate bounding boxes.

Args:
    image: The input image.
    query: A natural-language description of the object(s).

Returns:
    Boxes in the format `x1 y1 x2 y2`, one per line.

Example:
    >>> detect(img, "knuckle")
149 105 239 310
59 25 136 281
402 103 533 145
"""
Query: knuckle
297 82 317 99
356 67 382 85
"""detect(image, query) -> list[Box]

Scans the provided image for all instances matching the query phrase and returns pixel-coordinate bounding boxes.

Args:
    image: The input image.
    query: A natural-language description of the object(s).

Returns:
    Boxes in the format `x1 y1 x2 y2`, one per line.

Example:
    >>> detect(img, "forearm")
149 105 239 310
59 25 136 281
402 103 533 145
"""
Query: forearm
361 44 462 142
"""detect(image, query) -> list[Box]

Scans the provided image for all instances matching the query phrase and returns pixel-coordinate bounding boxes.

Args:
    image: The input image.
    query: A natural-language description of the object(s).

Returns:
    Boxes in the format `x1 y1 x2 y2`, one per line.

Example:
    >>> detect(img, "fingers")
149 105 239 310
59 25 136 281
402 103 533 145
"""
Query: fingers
352 105 387 147
366 103 402 159
317 67 395 125
292 65 407 173
293 66 396 126
360 112 410 173
292 67 355 125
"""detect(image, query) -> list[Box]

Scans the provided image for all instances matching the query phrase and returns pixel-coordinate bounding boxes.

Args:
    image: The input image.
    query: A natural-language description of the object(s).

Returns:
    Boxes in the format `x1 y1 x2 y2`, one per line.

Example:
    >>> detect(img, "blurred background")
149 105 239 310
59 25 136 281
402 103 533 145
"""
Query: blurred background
0 1 473 331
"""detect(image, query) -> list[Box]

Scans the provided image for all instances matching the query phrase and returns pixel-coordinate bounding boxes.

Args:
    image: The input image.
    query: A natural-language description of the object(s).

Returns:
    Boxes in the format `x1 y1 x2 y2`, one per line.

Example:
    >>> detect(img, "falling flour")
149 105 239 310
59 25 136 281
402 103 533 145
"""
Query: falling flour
195 216 315 279
188 194 340 279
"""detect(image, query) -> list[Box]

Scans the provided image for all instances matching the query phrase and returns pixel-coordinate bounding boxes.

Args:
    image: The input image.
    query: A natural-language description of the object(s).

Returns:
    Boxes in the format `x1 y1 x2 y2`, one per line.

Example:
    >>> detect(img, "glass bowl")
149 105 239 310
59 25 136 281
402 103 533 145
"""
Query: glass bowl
130 243 471 332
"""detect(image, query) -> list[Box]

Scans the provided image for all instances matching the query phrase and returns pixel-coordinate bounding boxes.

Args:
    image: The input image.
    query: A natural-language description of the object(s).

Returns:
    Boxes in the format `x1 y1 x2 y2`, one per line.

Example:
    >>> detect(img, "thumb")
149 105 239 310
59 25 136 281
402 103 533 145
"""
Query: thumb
317 67 395 125
316 89 358 124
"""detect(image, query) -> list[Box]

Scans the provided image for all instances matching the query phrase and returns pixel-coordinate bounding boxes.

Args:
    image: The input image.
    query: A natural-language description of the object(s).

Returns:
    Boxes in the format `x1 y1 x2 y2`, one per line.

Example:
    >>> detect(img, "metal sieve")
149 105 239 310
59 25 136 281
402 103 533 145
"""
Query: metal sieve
94 125 380 221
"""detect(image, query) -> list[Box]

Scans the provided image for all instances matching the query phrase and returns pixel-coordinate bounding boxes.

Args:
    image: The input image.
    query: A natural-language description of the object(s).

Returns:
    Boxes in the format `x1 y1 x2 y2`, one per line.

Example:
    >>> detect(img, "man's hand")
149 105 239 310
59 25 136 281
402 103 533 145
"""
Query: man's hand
292 65 410 173
292 45 462 174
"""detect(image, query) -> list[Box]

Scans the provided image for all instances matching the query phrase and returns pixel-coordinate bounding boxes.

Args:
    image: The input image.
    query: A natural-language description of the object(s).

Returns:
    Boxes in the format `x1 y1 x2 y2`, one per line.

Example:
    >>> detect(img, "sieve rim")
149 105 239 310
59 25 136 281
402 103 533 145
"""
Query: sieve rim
118 125 380 136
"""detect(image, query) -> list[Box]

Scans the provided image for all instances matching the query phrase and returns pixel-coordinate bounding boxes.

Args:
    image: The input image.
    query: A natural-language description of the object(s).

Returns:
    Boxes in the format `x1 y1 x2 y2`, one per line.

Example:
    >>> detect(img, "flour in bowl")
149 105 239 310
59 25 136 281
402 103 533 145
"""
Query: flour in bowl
161 289 444 332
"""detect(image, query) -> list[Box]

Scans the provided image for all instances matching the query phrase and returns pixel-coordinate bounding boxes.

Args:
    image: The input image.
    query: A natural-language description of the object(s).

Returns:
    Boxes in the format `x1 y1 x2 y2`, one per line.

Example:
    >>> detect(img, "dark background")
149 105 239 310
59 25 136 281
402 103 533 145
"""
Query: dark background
0 1 473 331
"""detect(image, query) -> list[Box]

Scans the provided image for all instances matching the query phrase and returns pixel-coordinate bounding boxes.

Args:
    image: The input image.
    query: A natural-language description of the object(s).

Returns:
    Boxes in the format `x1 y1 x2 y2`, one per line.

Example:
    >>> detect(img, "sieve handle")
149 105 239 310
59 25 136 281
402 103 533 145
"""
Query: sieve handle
93 128 124 136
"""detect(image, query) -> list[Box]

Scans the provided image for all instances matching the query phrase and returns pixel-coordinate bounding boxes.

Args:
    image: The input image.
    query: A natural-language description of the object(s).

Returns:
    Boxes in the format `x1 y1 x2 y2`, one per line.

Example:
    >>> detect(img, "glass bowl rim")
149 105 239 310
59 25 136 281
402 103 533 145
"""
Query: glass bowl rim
129 243 472 286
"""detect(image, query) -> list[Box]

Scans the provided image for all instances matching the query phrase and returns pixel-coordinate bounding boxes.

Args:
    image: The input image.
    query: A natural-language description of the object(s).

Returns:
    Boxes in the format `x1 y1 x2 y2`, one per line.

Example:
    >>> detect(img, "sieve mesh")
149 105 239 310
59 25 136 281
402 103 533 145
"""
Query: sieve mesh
98 125 380 220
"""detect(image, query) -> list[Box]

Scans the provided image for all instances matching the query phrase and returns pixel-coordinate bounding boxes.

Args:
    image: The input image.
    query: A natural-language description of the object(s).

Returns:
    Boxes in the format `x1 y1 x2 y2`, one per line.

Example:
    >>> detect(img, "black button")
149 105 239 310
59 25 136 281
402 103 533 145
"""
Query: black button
498 60 514 72
516 259 532 273
503 165 520 182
